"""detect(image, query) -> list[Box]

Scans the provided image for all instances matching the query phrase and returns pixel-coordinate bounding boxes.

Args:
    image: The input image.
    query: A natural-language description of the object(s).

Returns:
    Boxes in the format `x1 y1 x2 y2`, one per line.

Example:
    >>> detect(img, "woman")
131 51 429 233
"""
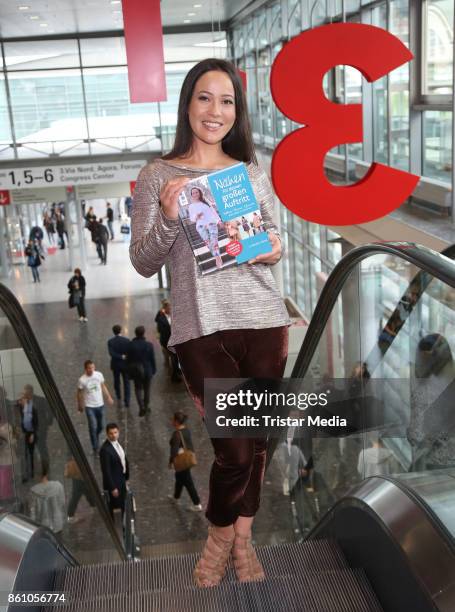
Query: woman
225 220 242 242
188 187 223 269
43 213 56 244
68 268 87 322
241 215 252 236
130 58 289 587
168 410 202 511
25 240 42 283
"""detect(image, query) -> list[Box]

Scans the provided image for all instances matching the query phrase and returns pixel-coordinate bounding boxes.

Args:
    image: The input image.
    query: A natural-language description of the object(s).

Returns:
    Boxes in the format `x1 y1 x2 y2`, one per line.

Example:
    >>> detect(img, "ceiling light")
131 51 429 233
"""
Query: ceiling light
188 12 196 16
110 0 121 3
39 23 48 27
194 3 202 7
183 19 191 23
29 15 40 20
18 6 30 10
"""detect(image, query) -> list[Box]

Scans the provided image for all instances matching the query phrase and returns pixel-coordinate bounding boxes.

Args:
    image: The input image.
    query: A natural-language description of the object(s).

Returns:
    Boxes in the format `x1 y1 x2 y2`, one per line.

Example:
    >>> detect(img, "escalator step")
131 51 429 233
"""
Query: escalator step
56 539 348 599
46 568 383 611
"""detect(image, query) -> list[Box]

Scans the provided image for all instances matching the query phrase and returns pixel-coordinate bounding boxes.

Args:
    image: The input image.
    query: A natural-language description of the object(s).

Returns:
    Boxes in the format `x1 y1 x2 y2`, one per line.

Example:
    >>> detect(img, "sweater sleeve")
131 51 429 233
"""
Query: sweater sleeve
129 164 181 278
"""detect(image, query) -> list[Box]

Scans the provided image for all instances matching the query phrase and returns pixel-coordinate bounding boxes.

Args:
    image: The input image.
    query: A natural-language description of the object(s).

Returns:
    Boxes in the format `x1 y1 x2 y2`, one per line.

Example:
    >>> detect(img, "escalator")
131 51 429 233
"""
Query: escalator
1 242 455 611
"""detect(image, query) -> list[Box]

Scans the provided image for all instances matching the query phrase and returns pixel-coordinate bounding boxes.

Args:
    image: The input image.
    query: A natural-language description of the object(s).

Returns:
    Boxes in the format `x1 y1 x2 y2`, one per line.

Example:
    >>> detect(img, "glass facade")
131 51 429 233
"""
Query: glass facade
0 36 223 160
230 0 455 318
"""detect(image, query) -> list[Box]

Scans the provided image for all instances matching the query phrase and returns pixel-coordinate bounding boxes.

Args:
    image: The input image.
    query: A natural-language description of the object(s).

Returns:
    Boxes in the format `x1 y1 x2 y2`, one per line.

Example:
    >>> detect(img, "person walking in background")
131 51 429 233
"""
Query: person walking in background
168 411 201 511
106 202 115 240
100 423 129 518
65 456 96 523
43 213 56 244
29 226 44 248
77 360 114 454
30 461 66 536
155 300 181 382
107 325 131 408
68 268 87 322
20 384 52 468
85 206 96 225
55 211 67 249
126 326 156 417
25 240 43 283
16 387 38 483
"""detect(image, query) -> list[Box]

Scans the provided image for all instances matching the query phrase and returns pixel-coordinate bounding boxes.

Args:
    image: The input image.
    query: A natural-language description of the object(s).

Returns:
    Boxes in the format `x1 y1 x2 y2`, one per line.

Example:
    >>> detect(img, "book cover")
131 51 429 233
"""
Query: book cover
178 162 273 275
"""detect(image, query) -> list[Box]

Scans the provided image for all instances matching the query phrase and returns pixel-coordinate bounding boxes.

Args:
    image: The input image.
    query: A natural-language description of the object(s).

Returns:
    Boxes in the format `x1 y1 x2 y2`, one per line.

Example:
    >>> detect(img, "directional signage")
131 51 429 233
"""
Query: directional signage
0 190 10 205
0 160 147 190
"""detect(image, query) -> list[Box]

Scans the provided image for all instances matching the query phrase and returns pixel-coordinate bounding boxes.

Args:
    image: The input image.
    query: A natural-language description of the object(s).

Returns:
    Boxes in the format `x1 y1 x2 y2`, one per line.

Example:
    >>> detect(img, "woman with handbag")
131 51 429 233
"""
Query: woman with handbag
67 268 87 322
168 411 202 511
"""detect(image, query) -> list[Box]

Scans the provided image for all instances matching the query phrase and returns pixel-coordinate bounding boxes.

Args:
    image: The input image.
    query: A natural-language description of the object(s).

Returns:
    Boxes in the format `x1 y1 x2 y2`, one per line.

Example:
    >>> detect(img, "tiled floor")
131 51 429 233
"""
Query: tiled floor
10 236 295 557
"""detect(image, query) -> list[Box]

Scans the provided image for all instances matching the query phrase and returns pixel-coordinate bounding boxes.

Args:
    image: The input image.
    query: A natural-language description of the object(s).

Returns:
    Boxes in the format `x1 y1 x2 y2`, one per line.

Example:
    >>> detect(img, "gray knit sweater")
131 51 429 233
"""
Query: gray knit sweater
130 159 290 348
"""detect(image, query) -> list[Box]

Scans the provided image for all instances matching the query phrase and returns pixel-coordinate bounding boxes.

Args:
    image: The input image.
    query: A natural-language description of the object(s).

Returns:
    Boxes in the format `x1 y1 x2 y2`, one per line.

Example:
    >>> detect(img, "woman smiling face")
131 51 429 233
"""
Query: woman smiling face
188 70 236 147
191 187 202 201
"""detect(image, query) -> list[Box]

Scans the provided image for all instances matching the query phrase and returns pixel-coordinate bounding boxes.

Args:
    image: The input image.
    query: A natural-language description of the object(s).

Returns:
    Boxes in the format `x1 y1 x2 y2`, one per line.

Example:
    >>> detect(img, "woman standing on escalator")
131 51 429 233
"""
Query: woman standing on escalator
130 58 289 587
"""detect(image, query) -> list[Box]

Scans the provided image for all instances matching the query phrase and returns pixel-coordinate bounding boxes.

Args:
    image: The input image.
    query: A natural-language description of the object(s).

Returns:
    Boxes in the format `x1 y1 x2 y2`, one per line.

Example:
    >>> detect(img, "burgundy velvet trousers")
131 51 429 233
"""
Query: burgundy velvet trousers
175 326 289 527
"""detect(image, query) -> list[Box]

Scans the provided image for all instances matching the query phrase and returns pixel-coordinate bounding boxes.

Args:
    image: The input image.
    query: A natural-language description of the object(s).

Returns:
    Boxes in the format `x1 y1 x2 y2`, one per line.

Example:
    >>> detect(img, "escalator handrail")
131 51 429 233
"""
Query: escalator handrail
290 241 455 380
267 241 455 468
374 474 455 554
0 282 126 560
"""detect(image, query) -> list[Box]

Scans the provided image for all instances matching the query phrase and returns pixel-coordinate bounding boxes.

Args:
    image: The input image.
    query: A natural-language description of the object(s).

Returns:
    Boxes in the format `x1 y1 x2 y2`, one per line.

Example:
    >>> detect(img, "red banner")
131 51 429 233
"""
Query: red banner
122 0 166 103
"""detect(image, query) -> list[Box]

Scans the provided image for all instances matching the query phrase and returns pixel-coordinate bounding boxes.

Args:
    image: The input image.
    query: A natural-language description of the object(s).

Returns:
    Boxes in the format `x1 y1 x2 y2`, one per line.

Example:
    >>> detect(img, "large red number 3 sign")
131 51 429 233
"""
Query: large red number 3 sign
270 23 419 226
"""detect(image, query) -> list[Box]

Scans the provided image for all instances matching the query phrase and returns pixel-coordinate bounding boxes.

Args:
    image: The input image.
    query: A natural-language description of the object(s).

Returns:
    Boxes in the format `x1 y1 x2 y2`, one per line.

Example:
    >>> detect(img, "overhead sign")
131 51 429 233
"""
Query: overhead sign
76 182 133 199
0 160 147 191
11 186 67 205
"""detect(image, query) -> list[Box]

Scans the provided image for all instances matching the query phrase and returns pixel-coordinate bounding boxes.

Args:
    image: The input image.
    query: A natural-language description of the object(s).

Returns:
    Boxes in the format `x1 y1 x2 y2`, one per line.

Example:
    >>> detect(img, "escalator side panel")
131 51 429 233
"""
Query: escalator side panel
310 477 455 612
0 514 75 612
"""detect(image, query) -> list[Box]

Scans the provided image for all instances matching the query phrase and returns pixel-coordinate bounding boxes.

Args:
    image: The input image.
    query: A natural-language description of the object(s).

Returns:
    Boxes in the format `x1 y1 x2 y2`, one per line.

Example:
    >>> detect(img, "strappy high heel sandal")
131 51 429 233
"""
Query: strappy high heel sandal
193 525 235 588
232 533 265 583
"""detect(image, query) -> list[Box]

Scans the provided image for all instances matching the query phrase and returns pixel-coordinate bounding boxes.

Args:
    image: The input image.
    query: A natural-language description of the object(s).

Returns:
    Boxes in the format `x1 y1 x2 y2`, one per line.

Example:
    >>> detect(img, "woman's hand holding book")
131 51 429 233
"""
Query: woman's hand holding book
160 177 190 220
248 232 282 265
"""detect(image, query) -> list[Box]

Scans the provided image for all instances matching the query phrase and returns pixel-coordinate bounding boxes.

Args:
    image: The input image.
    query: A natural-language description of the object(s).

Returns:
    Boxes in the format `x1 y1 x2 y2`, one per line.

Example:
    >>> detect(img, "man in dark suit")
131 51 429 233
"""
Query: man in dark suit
126 326 157 417
99 423 129 517
154 300 181 382
107 325 131 408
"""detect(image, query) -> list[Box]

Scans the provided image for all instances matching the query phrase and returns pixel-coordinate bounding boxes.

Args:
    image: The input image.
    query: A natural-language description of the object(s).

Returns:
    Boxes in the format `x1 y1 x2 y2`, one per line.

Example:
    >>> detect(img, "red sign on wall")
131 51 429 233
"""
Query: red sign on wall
270 23 419 226
0 190 11 205
130 181 136 196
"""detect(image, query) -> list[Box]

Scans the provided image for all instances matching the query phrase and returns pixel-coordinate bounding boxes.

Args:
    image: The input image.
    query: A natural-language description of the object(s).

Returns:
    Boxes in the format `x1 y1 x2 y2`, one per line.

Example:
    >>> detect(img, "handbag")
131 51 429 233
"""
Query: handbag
172 430 197 472
64 458 82 480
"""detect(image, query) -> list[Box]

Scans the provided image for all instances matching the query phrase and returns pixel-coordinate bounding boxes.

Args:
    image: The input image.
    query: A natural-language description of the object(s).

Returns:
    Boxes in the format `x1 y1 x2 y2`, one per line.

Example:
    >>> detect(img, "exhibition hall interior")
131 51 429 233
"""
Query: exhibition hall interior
0 1 455 610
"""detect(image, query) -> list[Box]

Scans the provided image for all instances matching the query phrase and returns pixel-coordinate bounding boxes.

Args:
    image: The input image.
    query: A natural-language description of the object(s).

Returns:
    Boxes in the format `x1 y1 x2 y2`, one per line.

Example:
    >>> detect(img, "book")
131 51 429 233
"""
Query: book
178 162 273 275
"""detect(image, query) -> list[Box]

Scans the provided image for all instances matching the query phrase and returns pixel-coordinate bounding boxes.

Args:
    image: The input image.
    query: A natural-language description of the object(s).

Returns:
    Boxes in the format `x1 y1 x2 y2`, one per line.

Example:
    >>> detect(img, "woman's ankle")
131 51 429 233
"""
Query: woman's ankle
210 523 234 540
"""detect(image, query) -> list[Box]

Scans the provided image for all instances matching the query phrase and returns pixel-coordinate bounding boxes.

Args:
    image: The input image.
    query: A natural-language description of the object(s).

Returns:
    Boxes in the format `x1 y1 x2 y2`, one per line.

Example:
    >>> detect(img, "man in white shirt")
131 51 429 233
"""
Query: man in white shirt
77 360 113 453
99 423 129 517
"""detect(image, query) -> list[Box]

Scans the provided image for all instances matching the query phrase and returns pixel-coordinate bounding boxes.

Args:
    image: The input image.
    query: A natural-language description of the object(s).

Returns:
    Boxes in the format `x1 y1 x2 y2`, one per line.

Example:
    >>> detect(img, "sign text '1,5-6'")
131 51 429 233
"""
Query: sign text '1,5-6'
8 168 54 188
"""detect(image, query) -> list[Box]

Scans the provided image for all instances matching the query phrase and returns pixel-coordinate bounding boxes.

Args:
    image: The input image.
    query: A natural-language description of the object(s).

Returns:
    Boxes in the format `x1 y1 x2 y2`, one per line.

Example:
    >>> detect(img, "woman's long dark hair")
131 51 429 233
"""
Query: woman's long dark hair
190 186 210 207
163 58 257 165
